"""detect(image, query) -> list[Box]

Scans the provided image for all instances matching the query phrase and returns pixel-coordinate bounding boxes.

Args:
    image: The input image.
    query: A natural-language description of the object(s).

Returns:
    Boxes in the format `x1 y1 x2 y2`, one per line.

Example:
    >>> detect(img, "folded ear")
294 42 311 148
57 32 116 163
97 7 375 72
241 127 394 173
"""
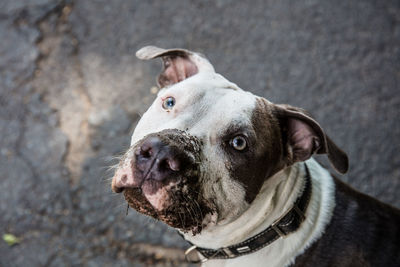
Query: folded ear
274 104 349 174
136 46 215 88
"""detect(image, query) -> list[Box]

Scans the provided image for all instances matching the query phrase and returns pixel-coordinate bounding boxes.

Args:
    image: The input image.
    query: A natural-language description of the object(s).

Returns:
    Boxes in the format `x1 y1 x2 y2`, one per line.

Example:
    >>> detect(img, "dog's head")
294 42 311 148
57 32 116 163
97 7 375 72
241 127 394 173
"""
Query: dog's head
111 46 348 234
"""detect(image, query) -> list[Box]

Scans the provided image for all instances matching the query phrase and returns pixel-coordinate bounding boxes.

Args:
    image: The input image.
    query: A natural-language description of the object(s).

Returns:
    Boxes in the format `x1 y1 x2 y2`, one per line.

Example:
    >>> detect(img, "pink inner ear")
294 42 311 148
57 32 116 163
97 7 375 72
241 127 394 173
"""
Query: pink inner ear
160 56 198 87
288 118 319 162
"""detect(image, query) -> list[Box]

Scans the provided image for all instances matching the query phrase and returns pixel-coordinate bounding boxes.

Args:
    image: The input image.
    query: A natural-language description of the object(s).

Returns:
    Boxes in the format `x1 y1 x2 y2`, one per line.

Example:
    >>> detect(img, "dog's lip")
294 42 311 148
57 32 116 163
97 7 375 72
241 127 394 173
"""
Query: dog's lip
111 178 123 193
113 184 142 194
111 177 142 194
113 186 124 193
122 179 178 210
122 181 165 211
116 178 160 195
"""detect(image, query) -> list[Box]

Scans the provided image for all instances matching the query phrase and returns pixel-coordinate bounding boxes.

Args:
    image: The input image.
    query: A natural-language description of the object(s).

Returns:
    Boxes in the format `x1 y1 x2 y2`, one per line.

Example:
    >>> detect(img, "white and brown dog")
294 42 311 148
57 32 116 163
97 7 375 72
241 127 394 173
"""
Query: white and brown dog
111 46 400 267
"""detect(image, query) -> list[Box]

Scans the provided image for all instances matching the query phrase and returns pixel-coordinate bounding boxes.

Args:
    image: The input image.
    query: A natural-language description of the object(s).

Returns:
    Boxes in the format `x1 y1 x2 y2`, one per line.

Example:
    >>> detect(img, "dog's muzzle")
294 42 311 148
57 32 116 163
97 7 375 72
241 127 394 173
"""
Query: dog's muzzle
113 133 195 194
112 129 215 233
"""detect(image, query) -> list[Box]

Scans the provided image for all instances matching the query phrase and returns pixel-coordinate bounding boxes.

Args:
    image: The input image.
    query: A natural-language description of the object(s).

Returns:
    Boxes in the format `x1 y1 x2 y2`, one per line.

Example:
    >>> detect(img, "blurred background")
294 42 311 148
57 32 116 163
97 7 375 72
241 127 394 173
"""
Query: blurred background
0 0 399 266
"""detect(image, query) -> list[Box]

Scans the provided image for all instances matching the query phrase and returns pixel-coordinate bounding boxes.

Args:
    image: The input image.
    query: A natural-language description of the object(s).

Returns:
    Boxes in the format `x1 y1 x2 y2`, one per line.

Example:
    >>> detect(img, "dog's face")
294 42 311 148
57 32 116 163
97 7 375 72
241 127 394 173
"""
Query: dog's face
111 46 348 234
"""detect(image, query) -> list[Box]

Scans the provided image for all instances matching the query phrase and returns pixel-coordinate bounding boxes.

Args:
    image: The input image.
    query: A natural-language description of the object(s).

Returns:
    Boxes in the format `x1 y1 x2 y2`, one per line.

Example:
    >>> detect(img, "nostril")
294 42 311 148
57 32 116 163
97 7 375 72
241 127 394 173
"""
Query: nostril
133 136 188 182
142 150 151 158
121 174 127 183
136 145 152 159
167 158 180 171
158 158 180 172
158 159 168 171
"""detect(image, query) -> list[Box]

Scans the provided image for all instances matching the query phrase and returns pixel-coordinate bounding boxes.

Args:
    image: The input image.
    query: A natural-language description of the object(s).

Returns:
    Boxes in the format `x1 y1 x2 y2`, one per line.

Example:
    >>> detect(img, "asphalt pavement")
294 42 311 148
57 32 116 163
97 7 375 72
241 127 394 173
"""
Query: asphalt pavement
0 0 399 266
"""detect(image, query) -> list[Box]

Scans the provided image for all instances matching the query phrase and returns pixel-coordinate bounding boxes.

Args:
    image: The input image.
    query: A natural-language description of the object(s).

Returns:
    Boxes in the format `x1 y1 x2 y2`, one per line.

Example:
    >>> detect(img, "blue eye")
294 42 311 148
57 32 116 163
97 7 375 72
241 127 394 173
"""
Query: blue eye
230 136 247 151
162 97 176 110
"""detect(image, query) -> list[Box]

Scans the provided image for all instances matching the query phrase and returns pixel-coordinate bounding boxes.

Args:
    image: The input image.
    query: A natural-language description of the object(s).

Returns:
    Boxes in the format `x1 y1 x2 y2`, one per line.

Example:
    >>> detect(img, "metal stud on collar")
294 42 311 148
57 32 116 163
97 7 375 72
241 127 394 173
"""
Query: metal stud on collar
184 245 208 264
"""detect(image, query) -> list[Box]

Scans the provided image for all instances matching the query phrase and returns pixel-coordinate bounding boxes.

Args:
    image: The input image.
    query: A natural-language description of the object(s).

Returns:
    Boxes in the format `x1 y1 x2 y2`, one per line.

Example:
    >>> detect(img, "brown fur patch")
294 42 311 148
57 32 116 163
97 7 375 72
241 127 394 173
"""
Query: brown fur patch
226 97 286 203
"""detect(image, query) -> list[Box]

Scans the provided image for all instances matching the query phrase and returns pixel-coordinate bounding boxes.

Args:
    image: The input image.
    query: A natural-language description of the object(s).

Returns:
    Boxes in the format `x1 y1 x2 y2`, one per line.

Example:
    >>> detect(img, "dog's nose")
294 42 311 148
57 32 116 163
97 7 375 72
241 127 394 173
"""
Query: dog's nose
135 136 181 181
112 135 189 193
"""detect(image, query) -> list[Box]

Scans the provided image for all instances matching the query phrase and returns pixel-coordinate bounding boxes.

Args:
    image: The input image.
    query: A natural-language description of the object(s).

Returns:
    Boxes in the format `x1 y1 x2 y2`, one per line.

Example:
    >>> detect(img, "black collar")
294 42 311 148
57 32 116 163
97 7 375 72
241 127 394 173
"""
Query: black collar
183 163 312 263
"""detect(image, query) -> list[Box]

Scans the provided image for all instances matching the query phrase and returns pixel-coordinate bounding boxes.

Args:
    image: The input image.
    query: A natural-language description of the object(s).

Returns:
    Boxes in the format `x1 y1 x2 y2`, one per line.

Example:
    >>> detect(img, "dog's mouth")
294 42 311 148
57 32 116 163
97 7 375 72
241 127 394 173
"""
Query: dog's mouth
122 178 215 234
113 129 216 234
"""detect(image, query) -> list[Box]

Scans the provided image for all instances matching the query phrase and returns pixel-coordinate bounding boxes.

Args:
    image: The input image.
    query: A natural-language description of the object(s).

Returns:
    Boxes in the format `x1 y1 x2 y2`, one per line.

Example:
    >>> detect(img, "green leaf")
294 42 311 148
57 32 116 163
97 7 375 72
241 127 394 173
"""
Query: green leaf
3 234 20 246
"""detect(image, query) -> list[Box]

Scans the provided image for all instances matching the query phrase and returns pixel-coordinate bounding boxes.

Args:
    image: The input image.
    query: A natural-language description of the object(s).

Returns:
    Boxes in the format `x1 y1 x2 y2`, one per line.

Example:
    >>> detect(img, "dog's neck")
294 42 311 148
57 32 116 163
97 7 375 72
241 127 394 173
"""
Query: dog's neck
182 158 336 267
183 161 306 248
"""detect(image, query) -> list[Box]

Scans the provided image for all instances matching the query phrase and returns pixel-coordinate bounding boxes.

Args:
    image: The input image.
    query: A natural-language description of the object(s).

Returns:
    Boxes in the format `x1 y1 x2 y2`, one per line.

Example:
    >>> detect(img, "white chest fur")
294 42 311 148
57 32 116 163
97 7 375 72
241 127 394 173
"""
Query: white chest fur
184 158 336 267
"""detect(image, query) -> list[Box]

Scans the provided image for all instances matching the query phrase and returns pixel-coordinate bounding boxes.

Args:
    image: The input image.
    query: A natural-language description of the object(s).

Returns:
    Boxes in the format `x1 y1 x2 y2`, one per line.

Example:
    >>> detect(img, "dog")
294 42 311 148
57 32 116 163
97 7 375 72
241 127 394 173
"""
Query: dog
111 46 400 267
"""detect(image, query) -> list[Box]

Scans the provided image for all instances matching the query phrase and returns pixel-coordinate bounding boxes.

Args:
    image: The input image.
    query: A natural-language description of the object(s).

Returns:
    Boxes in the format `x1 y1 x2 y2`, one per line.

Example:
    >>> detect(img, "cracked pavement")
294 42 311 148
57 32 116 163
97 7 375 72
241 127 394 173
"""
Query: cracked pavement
0 0 399 266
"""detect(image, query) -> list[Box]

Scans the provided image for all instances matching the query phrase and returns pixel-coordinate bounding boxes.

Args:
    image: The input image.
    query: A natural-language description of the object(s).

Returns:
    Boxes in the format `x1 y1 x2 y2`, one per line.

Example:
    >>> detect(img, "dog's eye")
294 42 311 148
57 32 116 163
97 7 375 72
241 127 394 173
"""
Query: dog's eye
162 97 176 110
230 136 247 151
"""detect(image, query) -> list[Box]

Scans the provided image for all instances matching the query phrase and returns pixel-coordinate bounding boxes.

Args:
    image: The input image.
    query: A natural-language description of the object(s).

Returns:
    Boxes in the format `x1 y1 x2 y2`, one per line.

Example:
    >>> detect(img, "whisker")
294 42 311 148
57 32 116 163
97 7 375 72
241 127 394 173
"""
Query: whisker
126 203 130 216
191 195 204 223
186 194 200 223
182 194 197 227
114 201 130 211
172 194 185 229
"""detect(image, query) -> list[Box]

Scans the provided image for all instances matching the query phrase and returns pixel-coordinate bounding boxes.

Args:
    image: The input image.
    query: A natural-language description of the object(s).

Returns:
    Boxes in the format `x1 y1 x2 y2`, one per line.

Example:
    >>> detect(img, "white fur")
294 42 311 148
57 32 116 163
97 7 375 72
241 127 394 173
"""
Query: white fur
184 158 335 267
130 71 256 222
131 72 245 146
